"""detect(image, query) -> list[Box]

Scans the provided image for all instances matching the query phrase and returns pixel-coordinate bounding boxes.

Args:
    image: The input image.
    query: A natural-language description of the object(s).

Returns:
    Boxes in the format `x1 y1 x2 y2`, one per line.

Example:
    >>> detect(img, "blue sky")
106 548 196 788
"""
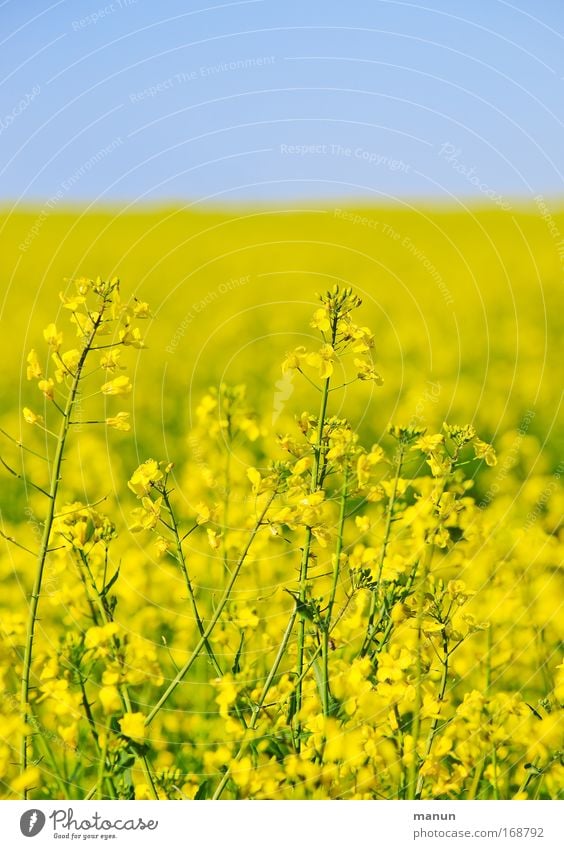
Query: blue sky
1 0 564 204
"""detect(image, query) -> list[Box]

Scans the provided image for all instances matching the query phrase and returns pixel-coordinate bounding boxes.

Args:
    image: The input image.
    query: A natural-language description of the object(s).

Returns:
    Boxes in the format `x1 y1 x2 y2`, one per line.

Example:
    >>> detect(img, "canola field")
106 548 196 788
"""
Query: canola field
0 204 562 800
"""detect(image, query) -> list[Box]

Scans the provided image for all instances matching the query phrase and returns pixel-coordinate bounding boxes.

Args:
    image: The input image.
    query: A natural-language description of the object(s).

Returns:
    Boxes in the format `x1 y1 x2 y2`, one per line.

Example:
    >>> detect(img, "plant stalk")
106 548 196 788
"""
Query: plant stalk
321 470 348 714
161 487 222 676
20 310 103 789
145 492 275 727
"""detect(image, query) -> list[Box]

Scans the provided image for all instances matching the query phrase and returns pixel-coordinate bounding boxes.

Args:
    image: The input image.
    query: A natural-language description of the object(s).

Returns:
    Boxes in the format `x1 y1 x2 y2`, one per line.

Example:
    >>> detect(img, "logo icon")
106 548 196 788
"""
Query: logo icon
20 810 46 837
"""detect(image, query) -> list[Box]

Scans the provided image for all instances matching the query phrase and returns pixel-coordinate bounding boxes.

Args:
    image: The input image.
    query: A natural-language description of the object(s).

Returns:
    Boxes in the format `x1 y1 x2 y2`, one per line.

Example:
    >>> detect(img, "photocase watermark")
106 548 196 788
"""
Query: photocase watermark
333 208 380 230
437 142 511 211
36 808 159 836
129 56 276 102
166 274 250 354
534 194 564 269
272 371 295 425
71 0 138 31
23 506 58 595
400 233 454 306
0 85 40 137
333 210 455 307
280 143 410 172
523 460 564 532
20 809 46 837
478 409 536 508
19 137 124 252
407 381 442 431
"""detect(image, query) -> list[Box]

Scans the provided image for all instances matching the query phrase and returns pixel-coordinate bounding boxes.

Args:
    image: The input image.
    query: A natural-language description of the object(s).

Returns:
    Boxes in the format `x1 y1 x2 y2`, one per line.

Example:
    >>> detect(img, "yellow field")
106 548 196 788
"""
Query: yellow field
0 205 562 800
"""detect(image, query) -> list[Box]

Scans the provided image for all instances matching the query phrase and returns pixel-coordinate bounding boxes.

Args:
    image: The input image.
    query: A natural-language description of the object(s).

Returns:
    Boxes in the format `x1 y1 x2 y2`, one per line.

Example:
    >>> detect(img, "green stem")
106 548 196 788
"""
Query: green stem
485 623 493 694
360 445 404 657
78 674 100 751
405 459 457 800
295 371 331 731
406 542 433 800
415 637 449 798
20 308 104 790
96 721 111 800
212 591 356 799
321 470 348 714
491 746 500 800
145 492 275 728
74 547 158 799
161 487 222 676
326 472 348 627
212 606 297 799
468 757 486 801
222 444 231 573
370 565 418 659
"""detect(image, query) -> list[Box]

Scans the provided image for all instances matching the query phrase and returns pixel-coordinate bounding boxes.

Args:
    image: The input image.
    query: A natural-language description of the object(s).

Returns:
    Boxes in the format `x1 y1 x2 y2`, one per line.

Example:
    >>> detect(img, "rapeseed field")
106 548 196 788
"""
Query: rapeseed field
0 205 562 799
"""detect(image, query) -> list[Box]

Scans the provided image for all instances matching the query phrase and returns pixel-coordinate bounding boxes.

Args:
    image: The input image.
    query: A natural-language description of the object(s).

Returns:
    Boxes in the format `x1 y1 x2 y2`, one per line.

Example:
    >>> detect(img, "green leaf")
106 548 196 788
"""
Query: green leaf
101 566 120 597
232 632 245 675
194 779 210 799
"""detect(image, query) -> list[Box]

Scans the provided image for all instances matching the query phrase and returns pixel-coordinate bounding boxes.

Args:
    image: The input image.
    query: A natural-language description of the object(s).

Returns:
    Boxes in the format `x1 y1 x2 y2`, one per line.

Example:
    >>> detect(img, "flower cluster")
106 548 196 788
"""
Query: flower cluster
24 277 150 433
0 283 561 802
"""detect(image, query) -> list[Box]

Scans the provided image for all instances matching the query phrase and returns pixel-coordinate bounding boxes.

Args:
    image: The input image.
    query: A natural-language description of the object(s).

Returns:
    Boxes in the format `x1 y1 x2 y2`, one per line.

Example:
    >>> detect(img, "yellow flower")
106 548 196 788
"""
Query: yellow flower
474 437 497 466
349 324 374 353
106 412 131 431
312 526 331 547
133 300 151 318
195 502 211 524
101 375 132 395
135 783 153 800
129 497 162 532
306 344 335 379
388 424 426 445
433 526 450 548
354 357 383 384
461 613 490 633
26 348 42 380
43 323 63 351
239 414 260 441
84 622 119 649
356 447 385 487
119 326 146 348
74 276 92 295
443 423 476 446
311 307 331 332
58 723 78 748
11 766 40 794
426 451 452 477
155 536 172 558
53 348 80 382
414 434 444 453
215 675 238 718
38 378 55 400
128 459 164 497
100 349 124 371
119 711 146 741
447 580 473 604
60 291 86 310
247 467 262 493
281 346 307 373
355 515 370 533
99 685 121 715
23 407 43 425
207 528 221 550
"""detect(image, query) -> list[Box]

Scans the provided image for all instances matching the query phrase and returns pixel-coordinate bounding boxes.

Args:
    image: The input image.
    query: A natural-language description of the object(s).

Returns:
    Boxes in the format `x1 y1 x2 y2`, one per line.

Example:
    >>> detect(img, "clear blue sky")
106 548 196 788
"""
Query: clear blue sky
1 0 564 205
